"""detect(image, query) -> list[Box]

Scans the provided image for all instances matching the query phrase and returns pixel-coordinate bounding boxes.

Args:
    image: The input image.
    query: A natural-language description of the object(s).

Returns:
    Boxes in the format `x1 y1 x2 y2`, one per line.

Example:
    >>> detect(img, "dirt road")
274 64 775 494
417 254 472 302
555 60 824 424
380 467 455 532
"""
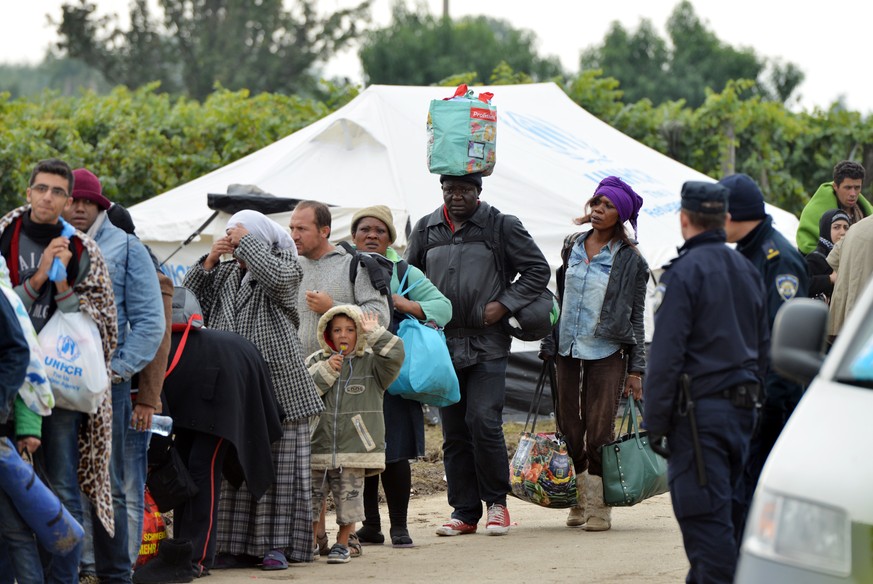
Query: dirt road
207 492 688 583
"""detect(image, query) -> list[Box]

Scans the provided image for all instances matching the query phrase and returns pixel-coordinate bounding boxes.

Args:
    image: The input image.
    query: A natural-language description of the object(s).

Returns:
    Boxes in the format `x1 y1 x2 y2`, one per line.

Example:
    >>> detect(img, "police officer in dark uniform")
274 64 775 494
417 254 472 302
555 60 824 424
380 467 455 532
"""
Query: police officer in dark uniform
719 173 809 516
644 181 769 584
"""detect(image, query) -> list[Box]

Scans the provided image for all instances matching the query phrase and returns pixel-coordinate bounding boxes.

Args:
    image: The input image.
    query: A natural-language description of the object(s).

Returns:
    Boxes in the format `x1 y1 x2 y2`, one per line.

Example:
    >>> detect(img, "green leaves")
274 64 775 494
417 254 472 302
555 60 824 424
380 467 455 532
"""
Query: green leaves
0 83 347 213
359 4 563 86
56 0 371 100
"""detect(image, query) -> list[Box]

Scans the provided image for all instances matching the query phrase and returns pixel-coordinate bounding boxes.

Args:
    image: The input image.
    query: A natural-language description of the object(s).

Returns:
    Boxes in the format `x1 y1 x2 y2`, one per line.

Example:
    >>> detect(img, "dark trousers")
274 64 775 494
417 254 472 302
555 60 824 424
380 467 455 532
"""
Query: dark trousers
439 357 509 524
555 350 626 477
741 370 803 522
668 399 754 584
362 460 411 531
172 429 228 572
94 382 133 583
42 382 132 584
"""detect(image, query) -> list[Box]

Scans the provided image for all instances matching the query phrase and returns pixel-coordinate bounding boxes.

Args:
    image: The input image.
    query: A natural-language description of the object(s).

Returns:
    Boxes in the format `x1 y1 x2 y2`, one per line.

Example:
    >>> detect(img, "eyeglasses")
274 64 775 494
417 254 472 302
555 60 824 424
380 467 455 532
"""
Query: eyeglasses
441 184 477 196
30 184 69 199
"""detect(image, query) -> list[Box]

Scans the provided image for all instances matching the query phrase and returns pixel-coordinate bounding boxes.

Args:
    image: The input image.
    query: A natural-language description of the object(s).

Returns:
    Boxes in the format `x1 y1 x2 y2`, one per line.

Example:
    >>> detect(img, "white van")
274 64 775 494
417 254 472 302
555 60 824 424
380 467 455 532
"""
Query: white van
736 284 873 582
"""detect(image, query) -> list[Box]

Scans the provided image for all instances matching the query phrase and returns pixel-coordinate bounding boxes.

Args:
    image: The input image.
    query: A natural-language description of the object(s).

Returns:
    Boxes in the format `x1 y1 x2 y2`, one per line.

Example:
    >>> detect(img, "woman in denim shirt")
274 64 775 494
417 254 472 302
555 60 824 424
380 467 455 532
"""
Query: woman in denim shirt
552 176 648 532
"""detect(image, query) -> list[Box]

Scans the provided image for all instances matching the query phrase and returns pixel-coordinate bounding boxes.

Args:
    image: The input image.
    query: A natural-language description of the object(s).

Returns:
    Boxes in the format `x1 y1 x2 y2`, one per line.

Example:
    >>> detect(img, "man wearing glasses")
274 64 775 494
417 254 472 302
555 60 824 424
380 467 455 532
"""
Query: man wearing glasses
405 172 550 538
0 158 118 584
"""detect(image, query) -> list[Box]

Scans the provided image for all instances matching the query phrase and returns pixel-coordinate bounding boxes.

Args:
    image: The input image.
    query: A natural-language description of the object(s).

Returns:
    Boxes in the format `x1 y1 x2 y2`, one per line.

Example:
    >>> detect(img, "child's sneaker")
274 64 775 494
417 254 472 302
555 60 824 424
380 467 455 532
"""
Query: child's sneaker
435 518 477 536
485 504 510 535
326 543 350 564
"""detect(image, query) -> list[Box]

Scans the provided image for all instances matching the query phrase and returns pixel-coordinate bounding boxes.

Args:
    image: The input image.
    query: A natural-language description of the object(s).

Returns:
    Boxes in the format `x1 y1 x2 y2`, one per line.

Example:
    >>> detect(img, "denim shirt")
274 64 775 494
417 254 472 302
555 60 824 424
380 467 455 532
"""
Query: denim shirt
94 217 165 380
558 237 621 360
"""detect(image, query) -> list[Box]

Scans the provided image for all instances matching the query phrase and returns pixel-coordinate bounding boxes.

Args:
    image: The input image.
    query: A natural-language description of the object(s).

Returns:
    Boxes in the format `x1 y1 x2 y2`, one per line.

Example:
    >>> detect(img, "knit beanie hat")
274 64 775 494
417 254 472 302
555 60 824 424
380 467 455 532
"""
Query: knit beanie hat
594 176 644 239
351 205 396 243
71 168 111 211
718 173 766 222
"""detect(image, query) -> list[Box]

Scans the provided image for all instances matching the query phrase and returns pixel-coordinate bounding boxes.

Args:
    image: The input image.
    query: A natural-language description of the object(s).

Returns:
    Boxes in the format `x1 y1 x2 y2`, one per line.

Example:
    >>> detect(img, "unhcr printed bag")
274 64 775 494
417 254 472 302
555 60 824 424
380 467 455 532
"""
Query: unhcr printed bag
427 84 496 176
37 310 109 414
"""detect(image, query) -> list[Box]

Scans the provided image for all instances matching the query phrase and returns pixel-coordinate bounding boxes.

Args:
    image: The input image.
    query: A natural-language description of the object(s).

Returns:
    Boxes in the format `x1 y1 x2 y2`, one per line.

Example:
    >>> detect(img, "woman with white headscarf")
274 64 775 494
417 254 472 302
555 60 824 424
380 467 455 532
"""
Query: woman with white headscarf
184 210 323 571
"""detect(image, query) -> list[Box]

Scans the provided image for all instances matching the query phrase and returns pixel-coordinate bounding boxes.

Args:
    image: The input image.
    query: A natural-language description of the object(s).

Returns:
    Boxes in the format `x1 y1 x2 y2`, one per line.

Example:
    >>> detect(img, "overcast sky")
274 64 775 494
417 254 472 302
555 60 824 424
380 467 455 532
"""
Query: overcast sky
1 0 867 113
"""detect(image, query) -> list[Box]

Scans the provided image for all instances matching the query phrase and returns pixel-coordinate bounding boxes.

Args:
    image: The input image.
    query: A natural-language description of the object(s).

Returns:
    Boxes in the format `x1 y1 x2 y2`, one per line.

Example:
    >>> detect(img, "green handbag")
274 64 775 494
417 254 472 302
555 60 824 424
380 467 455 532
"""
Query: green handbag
600 398 669 507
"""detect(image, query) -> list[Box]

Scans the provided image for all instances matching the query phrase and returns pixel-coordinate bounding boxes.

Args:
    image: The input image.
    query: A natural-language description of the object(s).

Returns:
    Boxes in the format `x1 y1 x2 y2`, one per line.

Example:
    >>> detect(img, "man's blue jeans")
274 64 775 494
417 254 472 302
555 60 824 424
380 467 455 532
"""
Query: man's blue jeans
41 406 85 584
439 357 510 524
83 401 152 571
124 425 150 564
0 485 44 584
45 382 132 583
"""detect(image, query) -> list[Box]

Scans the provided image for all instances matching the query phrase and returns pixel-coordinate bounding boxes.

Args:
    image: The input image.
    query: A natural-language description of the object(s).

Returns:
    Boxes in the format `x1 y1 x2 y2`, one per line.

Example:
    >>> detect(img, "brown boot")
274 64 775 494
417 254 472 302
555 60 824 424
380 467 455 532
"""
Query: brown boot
566 471 587 527
582 474 611 532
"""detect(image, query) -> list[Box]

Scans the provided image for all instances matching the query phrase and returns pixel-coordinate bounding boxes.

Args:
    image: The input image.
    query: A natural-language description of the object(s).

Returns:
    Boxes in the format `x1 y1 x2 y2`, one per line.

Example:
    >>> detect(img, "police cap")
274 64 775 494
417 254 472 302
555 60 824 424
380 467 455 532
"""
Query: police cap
681 181 729 214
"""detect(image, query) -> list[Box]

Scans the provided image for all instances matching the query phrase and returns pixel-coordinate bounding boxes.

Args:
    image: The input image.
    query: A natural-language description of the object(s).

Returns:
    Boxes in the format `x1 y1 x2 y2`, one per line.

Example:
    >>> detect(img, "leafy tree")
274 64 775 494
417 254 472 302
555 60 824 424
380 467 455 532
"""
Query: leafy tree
0 57 109 98
0 82 357 213
56 0 371 100
579 19 670 105
359 1 563 86
562 69 624 121
580 1 803 108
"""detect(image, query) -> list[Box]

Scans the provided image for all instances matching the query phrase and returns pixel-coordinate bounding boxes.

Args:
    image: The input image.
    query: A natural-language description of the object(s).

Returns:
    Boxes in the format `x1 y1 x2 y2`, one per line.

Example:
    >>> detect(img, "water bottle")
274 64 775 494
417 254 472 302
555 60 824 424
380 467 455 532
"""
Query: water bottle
147 415 173 437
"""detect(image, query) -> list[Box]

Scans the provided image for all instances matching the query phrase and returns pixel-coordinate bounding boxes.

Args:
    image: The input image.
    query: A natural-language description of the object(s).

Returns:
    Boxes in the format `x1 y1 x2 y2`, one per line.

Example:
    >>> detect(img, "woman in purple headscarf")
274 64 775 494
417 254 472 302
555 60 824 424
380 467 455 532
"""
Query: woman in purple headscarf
545 176 649 532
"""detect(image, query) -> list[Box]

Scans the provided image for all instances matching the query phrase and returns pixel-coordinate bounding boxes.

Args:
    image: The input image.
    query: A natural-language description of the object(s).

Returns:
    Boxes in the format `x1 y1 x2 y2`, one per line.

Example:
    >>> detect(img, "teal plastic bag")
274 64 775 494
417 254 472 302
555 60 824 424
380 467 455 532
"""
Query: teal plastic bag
427 84 496 176
387 315 460 407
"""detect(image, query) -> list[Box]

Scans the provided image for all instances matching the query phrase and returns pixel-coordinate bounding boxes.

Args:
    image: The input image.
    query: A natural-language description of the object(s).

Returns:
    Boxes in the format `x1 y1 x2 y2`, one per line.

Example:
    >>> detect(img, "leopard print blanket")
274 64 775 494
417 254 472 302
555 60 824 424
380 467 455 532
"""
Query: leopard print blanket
0 205 119 536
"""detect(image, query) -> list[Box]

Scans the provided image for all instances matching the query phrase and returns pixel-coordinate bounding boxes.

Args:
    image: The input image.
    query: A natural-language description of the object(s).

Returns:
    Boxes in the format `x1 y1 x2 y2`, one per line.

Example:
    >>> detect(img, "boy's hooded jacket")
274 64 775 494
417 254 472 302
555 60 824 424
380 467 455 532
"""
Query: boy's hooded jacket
307 305 404 472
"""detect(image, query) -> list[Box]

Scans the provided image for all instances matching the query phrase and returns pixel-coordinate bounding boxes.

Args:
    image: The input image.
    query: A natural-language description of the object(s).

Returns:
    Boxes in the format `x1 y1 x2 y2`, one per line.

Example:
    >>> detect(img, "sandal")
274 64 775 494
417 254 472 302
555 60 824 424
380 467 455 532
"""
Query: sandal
347 532 363 558
261 549 289 571
316 532 330 556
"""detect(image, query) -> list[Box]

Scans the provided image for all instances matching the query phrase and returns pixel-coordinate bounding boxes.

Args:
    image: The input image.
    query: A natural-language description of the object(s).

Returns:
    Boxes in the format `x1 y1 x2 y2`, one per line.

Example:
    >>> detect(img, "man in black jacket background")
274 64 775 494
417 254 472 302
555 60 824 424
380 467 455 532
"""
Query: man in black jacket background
405 172 550 537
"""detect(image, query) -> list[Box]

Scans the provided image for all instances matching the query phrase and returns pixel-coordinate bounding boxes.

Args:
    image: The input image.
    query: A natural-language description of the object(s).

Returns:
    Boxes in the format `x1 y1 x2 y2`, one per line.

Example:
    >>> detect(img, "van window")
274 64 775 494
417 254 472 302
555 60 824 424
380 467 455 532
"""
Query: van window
835 308 873 388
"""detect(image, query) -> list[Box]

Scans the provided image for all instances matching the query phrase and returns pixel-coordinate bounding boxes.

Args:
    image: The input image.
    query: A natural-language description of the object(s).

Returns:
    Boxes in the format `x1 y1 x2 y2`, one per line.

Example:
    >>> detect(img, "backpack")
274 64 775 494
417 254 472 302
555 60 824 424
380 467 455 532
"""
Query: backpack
171 286 203 332
419 208 558 341
336 241 408 333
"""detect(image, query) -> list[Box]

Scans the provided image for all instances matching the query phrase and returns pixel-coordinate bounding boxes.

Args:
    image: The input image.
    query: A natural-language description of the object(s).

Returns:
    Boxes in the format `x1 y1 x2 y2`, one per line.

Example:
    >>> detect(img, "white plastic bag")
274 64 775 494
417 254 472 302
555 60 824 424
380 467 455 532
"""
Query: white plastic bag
37 310 108 414
0 258 53 415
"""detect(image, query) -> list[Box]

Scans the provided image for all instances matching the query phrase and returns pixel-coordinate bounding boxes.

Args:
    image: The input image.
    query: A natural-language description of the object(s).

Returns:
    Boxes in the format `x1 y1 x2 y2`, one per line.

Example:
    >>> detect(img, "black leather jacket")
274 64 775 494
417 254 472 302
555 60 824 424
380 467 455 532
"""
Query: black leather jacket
405 202 550 369
541 231 649 374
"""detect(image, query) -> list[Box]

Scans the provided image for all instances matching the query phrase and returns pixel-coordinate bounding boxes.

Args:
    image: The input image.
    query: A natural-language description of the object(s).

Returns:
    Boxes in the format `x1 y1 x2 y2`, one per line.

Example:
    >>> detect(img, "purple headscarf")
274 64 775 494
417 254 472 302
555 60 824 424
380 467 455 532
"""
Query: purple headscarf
594 176 644 239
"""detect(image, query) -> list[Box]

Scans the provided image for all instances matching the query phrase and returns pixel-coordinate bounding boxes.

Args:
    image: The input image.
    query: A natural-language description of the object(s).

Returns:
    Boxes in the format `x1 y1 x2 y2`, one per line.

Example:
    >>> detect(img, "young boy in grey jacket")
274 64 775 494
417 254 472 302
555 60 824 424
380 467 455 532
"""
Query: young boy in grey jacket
307 305 404 564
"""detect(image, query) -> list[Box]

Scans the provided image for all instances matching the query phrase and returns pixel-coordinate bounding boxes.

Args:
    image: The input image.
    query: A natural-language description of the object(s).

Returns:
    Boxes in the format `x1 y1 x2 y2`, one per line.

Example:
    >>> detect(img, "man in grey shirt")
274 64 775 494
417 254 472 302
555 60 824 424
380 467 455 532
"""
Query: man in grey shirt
289 199 389 359
289 199 390 557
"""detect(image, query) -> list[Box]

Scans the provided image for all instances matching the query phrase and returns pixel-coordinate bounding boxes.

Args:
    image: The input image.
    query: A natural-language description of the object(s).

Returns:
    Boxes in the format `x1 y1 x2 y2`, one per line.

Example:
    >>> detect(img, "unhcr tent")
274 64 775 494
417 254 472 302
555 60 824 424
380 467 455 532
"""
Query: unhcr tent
130 82 799 413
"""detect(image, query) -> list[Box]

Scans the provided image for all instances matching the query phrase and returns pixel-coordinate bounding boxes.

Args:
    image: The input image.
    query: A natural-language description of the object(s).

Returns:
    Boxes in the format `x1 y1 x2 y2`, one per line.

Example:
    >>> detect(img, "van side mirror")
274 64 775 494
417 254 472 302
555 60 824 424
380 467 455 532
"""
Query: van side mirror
771 299 828 385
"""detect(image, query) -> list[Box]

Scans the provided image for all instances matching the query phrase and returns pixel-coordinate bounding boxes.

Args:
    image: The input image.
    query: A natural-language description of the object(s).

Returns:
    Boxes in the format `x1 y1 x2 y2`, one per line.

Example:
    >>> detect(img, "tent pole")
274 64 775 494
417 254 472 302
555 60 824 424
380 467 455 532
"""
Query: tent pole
159 210 220 267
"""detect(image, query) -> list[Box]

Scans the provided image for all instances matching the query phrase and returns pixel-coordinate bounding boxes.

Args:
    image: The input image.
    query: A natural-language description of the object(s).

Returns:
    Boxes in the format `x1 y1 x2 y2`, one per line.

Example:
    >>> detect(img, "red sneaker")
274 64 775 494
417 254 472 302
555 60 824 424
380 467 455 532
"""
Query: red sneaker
485 504 510 535
435 518 477 536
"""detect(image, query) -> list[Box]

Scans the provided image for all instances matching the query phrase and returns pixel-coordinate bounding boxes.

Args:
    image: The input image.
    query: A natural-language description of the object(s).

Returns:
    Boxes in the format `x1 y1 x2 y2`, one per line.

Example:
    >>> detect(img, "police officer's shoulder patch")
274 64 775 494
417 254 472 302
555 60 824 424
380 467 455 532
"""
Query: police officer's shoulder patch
775 274 799 301
762 239 780 261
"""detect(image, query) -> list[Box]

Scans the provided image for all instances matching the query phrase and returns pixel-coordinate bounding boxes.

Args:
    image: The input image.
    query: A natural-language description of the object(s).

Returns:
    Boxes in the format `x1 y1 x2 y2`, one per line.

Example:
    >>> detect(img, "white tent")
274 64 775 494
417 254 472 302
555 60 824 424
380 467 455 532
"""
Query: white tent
130 82 801 412
131 82 799 288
